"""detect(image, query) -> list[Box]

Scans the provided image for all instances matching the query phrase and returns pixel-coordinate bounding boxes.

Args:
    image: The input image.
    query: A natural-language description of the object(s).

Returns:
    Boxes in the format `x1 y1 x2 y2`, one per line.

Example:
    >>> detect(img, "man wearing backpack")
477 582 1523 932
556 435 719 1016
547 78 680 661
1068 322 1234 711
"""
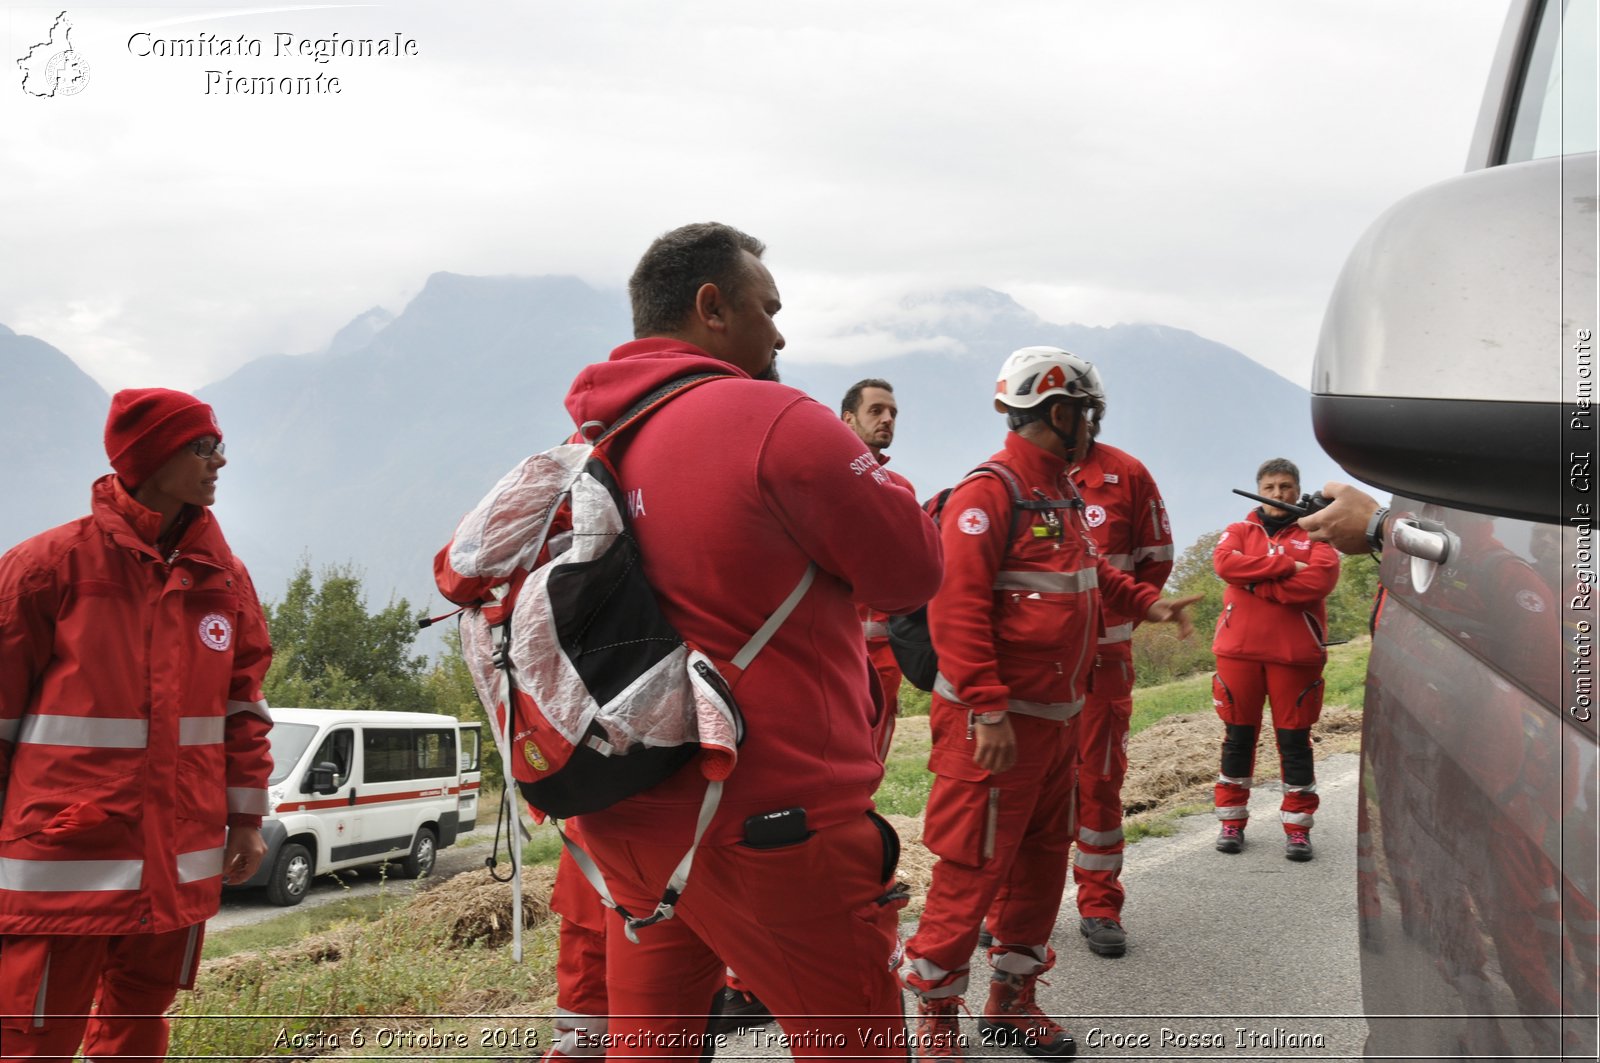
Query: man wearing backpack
555 223 943 1056
840 378 915 759
899 347 1198 1061
1068 410 1174 959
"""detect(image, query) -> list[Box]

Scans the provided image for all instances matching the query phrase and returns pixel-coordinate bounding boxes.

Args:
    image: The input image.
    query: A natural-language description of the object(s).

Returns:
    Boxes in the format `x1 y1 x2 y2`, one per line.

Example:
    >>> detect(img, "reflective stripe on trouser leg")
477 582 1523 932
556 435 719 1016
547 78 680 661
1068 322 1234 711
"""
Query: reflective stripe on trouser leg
913 716 1076 992
1276 727 1317 830
81 926 200 1062
1212 663 1265 819
1074 656 1131 918
0 934 103 1057
550 1009 609 1058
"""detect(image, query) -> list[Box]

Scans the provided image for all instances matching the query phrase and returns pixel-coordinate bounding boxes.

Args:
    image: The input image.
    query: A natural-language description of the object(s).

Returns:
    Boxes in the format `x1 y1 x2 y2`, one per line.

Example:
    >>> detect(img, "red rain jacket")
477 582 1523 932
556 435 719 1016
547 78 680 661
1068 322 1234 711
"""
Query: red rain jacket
0 476 273 935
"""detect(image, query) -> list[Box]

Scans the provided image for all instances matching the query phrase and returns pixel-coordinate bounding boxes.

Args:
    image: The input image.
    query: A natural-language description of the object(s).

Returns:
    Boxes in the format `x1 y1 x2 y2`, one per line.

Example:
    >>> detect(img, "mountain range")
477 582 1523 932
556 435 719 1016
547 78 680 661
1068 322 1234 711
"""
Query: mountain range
0 276 1339 620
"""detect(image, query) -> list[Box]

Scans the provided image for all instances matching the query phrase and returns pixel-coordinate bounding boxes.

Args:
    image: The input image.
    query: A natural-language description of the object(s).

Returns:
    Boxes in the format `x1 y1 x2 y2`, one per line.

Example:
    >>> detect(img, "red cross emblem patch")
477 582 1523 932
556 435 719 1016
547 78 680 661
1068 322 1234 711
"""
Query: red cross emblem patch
199 613 233 652
957 508 991 536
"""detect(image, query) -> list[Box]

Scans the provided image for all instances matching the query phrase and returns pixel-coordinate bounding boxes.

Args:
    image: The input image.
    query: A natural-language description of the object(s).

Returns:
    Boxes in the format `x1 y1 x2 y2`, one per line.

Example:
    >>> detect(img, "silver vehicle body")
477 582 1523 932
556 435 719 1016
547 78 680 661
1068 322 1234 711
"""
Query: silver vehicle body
1312 0 1597 1058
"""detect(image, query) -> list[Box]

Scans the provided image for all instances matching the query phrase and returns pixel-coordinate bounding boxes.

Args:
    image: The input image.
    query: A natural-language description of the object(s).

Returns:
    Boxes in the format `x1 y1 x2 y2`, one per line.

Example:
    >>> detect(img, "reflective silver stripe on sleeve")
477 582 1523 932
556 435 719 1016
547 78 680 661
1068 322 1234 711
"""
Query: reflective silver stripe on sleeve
228 787 269 815
179 716 226 746
226 699 272 722
1135 544 1175 563
1098 622 1134 645
1101 553 1134 571
1007 697 1083 721
1280 811 1315 827
862 619 891 640
0 857 143 892
992 569 1097 593
932 673 969 706
177 847 225 884
1215 806 1250 820
17 714 148 748
0 717 19 743
1073 851 1123 871
1077 824 1124 847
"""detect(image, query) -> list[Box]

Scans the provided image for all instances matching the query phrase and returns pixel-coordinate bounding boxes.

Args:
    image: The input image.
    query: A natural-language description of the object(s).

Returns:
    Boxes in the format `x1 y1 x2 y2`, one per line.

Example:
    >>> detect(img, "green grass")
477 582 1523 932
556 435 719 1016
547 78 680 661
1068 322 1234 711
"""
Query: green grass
874 718 934 816
173 909 559 1059
204 892 400 959
875 640 1370 819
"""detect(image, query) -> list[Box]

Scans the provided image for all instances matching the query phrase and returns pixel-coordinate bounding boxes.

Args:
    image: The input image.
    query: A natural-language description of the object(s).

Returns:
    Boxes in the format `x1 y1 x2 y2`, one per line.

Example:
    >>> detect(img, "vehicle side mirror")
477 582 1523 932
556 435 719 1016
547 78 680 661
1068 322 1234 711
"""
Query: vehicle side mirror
305 762 341 795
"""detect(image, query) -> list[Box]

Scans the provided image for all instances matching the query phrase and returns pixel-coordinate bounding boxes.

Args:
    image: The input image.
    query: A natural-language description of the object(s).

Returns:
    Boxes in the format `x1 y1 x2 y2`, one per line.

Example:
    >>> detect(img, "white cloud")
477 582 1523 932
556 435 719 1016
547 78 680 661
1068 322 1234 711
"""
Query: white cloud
0 0 1509 391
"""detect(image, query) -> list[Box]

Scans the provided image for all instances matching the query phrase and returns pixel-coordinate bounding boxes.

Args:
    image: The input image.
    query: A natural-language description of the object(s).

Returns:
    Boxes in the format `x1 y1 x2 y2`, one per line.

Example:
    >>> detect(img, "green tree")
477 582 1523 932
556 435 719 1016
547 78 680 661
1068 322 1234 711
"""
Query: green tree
262 561 430 712
421 628 504 794
1326 552 1382 644
1132 530 1223 686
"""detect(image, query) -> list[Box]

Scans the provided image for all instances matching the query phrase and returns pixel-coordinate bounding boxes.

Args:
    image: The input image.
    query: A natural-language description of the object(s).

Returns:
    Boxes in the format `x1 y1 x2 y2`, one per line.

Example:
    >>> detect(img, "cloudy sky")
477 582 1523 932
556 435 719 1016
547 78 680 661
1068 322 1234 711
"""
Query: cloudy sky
2 1 1511 393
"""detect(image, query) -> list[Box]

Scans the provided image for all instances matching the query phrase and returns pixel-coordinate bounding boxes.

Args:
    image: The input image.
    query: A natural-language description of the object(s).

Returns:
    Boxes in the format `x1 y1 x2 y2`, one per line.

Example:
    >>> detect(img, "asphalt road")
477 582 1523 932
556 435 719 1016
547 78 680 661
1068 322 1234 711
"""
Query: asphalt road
726 752 1365 1061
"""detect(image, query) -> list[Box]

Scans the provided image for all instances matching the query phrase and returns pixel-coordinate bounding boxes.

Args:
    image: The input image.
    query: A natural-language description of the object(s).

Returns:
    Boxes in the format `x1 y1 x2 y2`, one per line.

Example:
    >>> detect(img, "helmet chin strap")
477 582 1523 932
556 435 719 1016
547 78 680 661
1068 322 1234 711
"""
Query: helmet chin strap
1047 402 1084 457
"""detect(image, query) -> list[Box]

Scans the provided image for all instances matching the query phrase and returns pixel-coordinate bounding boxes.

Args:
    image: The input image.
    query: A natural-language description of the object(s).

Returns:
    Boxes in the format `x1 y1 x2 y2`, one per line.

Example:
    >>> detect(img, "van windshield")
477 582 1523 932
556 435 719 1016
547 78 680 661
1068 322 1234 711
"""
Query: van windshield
267 723 319 785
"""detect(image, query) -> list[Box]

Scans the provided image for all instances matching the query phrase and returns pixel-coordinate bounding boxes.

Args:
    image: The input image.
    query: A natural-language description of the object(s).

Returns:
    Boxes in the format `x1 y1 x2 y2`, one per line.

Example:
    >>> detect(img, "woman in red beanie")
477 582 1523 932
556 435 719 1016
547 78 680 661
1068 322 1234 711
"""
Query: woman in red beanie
0 388 274 1061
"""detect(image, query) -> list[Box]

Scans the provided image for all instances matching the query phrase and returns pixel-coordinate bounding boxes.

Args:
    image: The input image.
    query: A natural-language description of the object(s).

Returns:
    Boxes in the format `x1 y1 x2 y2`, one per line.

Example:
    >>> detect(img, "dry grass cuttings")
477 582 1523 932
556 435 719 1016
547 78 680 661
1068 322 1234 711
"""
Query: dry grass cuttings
411 864 559 947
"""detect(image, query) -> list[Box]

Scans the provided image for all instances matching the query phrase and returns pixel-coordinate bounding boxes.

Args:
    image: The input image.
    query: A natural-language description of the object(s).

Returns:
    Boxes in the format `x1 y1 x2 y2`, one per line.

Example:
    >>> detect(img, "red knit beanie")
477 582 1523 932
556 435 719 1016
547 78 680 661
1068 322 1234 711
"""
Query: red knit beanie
104 388 223 489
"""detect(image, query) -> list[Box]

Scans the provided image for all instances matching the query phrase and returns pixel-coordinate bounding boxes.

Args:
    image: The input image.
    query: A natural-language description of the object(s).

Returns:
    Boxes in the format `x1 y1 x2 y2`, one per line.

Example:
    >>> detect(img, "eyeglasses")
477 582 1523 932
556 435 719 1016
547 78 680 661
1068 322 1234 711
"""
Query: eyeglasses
189 438 225 459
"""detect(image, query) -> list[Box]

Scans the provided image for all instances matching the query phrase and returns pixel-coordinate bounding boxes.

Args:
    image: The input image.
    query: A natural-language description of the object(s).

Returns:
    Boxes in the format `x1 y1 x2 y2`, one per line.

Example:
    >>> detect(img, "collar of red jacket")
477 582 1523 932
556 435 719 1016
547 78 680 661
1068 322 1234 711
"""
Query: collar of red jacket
563 338 750 433
1002 429 1071 486
91 474 229 563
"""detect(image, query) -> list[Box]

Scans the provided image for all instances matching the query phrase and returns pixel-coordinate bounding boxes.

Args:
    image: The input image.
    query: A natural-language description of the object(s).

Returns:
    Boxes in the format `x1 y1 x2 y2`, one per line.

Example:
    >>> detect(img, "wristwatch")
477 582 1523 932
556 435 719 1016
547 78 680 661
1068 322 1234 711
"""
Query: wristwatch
974 711 1007 726
1366 506 1390 554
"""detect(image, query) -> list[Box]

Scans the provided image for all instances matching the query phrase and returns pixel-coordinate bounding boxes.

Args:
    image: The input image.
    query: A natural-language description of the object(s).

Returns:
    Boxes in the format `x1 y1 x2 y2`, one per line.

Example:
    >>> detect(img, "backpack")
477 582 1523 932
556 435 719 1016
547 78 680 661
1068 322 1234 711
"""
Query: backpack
887 462 1077 691
445 371 815 937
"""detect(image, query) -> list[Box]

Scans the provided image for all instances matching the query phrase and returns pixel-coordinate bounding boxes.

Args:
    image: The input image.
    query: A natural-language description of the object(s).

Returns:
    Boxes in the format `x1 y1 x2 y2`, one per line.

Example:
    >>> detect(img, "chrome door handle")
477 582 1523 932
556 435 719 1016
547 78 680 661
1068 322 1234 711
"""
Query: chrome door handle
1392 518 1457 594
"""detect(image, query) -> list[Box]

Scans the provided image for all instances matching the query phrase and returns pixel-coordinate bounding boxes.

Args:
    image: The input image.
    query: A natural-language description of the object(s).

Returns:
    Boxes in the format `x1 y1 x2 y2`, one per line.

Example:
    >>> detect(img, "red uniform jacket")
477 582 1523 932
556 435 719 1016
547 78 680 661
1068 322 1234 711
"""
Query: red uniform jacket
1211 509 1340 665
859 467 915 651
450 339 943 847
0 477 273 935
1072 442 1174 655
928 434 1161 778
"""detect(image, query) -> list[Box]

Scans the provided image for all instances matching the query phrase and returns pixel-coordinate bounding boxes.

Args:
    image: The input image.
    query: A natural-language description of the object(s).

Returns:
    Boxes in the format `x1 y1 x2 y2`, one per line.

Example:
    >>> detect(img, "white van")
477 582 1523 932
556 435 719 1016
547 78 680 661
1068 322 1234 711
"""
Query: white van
237 707 483 905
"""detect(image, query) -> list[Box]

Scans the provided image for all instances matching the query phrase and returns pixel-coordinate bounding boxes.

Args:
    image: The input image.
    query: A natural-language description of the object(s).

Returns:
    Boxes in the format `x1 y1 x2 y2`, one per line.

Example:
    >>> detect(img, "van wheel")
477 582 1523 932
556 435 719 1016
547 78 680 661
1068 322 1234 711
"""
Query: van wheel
399 827 437 879
266 843 313 906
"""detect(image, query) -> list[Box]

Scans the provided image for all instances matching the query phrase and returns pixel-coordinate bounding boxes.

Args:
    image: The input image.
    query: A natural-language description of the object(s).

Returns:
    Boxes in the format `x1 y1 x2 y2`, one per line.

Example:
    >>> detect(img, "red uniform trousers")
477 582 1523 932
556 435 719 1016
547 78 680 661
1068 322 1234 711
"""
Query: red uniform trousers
587 812 906 1059
903 712 1077 997
1073 649 1134 920
549 848 610 1058
865 637 903 762
0 925 203 1062
1211 655 1325 833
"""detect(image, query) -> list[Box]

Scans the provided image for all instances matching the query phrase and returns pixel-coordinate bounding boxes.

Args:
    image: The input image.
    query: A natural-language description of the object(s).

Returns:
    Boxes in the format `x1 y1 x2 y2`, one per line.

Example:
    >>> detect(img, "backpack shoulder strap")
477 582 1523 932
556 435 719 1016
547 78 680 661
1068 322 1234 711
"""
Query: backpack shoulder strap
595 371 734 447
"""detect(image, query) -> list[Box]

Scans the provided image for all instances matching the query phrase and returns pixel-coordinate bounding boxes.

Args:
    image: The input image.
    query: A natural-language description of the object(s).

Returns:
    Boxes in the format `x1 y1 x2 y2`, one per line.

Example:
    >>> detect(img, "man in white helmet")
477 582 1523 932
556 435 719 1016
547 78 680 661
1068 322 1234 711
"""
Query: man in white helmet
899 347 1199 1061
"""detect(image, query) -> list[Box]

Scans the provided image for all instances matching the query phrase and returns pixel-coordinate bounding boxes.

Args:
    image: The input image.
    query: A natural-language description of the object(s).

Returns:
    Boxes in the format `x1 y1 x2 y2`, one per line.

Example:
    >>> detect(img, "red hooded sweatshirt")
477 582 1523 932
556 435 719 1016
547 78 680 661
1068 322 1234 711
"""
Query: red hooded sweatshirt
559 339 943 846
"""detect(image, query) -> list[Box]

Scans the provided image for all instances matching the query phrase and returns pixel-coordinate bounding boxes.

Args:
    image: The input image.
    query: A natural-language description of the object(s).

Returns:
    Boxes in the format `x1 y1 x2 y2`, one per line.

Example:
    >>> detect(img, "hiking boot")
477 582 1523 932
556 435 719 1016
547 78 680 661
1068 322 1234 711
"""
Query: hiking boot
978 972 1076 1058
1078 917 1126 957
1216 821 1245 854
1285 829 1314 862
912 997 967 1062
710 986 773 1034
